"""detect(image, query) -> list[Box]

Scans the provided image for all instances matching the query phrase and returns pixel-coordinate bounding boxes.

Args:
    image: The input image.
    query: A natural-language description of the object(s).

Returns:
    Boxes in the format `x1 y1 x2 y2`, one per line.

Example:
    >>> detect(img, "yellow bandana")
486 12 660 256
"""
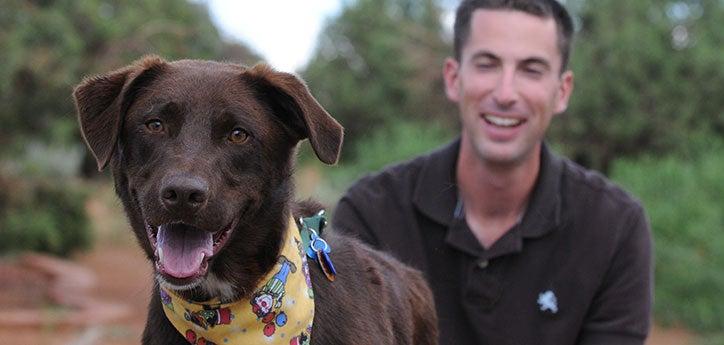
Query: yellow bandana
159 218 315 345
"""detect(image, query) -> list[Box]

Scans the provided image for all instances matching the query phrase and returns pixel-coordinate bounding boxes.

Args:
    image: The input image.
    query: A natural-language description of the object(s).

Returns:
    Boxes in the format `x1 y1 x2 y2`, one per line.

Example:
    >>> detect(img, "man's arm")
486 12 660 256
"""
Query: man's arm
577 205 653 345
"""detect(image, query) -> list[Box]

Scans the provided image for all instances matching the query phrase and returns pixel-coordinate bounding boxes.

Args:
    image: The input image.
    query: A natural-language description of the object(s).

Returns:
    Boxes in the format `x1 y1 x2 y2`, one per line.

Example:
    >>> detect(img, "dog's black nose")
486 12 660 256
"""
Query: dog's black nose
160 175 209 213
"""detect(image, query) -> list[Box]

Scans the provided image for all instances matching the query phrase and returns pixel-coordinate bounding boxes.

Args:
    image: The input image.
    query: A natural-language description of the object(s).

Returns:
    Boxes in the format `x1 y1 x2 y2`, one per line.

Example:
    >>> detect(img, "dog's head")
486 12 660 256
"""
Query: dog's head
73 56 342 293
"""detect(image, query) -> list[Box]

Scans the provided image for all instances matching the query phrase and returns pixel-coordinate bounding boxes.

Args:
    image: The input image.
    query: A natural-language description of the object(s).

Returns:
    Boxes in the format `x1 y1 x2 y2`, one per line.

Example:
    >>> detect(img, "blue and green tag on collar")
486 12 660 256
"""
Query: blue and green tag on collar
297 210 337 282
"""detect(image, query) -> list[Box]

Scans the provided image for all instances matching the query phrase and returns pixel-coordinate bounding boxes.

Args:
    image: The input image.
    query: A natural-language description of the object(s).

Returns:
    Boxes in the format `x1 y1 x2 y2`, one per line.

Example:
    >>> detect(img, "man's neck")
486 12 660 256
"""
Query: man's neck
456 142 541 248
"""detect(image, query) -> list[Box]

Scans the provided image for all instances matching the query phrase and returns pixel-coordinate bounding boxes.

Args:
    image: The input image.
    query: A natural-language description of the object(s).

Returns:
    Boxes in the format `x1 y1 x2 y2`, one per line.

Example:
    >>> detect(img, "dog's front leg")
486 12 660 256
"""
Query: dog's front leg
142 285 188 345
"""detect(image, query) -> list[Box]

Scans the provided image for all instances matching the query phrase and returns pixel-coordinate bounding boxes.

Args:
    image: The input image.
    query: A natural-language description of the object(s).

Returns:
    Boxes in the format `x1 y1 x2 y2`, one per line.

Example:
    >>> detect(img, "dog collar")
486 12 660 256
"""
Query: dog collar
160 216 315 345
298 210 337 281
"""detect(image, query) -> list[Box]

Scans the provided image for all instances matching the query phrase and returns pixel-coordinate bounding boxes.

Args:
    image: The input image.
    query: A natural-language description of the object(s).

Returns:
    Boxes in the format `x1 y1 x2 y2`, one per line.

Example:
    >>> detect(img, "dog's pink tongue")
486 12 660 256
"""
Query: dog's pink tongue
157 224 213 278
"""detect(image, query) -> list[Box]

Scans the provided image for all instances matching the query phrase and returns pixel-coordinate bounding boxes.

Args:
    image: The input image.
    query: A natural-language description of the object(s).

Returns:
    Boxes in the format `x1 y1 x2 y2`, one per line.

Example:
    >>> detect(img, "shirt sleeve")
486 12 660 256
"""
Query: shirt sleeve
332 191 381 249
577 205 653 345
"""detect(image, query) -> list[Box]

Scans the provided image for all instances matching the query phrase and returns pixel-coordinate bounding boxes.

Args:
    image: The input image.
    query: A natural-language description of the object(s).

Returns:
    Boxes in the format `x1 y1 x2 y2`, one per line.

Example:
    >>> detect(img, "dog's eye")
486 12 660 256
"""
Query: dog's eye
145 119 164 133
228 128 249 144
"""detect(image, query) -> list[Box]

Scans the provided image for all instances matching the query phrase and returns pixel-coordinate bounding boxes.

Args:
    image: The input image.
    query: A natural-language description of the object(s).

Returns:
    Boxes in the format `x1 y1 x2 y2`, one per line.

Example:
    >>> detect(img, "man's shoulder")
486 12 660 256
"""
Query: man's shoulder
345 141 456 202
558 155 644 218
347 156 422 196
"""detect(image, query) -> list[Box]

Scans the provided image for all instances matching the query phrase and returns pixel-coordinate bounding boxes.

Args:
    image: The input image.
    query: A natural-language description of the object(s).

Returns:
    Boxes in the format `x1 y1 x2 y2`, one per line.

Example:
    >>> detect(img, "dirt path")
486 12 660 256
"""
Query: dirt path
0 184 151 344
71 184 152 344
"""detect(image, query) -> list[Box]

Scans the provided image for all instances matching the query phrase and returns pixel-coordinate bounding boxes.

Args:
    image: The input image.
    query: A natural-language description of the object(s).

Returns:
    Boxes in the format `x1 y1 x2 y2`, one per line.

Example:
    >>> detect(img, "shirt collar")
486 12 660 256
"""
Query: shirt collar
519 143 564 239
412 139 564 240
412 139 461 226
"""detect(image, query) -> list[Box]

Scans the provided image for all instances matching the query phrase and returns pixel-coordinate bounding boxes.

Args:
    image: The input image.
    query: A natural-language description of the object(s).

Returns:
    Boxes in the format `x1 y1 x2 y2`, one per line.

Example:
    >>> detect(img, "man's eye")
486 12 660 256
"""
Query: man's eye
228 127 250 144
523 65 546 77
145 119 164 133
475 62 495 70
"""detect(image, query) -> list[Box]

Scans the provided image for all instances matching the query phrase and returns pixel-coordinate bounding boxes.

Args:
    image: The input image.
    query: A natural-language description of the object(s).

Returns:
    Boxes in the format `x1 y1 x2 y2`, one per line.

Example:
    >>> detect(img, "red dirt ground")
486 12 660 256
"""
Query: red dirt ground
0 184 697 345
0 262 48 308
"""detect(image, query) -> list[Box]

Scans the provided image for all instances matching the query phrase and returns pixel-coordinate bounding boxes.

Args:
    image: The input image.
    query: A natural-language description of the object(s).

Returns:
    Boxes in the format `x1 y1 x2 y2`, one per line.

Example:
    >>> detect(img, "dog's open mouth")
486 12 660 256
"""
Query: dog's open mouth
145 220 236 281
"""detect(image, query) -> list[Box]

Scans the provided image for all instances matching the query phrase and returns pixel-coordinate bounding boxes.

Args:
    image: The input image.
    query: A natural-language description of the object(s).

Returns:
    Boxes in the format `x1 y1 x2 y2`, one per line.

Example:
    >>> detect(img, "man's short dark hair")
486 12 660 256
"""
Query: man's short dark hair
453 0 574 71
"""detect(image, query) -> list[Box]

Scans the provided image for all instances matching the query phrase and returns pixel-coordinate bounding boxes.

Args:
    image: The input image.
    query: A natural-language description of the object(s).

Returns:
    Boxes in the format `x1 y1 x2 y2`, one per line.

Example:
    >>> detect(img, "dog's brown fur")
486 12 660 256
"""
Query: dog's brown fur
73 56 437 345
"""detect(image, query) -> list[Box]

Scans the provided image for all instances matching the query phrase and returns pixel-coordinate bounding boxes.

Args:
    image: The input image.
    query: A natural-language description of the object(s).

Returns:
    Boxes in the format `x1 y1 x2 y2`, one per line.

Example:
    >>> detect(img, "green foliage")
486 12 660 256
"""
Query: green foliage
328 119 455 193
0 135 91 257
303 0 455 158
612 136 724 333
552 0 724 173
0 175 91 257
0 0 261 156
699 333 724 345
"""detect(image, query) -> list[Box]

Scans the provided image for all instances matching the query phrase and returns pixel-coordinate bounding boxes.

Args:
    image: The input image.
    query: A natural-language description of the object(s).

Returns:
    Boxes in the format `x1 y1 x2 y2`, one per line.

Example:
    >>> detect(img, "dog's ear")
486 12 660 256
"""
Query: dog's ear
73 55 168 170
243 64 343 165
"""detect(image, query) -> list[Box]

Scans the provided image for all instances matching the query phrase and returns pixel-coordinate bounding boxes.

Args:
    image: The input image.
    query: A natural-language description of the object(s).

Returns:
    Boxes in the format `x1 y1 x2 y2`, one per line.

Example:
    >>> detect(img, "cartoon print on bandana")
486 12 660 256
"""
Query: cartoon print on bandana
184 305 234 330
289 325 313 345
251 255 297 337
185 329 217 345
159 219 315 344
160 288 174 312
295 237 315 299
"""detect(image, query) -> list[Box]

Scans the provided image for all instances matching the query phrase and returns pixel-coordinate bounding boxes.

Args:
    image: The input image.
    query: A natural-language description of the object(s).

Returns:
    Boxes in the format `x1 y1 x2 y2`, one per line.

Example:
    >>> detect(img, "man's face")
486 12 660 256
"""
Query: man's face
444 9 573 166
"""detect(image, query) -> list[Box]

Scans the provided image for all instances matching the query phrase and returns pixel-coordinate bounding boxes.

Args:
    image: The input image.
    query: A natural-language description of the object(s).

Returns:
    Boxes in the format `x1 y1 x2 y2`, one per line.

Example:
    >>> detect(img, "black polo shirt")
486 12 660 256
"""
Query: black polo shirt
332 139 652 345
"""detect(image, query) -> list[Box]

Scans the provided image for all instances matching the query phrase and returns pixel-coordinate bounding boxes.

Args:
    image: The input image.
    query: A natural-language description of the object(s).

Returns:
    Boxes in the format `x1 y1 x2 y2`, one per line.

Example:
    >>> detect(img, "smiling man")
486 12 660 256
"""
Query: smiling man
332 1 653 344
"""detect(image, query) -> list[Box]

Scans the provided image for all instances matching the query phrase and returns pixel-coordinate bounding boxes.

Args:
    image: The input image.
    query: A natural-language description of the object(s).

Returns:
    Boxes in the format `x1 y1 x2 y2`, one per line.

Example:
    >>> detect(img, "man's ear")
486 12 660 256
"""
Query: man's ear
73 55 167 170
554 70 574 114
443 57 461 103
243 64 343 165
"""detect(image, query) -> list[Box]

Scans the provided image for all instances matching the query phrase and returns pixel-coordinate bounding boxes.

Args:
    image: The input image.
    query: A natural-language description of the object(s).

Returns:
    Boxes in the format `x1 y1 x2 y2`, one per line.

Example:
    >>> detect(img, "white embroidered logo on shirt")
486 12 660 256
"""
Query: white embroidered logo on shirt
537 290 558 314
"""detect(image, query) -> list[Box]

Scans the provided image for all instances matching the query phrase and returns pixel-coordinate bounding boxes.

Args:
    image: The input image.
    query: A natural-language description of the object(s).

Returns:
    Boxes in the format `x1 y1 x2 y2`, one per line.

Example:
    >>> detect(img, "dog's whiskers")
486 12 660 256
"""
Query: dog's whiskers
156 273 203 292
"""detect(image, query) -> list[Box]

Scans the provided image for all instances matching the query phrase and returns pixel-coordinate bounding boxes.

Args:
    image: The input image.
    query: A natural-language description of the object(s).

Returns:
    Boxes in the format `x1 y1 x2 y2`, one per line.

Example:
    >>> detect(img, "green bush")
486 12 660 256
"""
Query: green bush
299 119 454 206
0 176 91 257
330 119 455 189
700 333 724 345
611 140 724 333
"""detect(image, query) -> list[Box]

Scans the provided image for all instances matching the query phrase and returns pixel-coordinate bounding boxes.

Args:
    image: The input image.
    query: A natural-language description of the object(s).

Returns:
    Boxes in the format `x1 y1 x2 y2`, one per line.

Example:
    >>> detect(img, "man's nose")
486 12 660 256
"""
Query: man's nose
492 70 518 108
159 174 209 214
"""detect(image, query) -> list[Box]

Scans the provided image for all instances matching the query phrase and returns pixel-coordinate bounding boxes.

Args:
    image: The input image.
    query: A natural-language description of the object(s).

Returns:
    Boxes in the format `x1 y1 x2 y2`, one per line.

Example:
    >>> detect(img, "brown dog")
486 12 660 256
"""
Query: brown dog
73 56 437 345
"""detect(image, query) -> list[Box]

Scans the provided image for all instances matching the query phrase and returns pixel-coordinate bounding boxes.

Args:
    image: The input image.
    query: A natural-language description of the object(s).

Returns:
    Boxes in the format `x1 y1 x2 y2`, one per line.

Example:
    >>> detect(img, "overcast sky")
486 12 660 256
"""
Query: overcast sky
205 0 342 72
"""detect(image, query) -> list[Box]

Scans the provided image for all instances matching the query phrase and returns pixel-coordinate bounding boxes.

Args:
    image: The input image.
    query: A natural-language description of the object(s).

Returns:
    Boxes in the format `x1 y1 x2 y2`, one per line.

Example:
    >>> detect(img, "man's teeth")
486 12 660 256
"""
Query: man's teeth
483 114 523 127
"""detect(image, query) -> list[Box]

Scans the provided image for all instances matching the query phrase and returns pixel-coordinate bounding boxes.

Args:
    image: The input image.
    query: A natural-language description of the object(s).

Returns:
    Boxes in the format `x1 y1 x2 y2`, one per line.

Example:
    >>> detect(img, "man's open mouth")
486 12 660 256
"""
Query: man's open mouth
482 113 526 128
145 220 236 281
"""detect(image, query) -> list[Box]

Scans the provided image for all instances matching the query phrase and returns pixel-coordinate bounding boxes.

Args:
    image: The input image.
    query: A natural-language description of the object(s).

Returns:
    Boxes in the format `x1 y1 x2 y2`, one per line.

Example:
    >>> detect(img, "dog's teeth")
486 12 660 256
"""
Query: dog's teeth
157 246 164 261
